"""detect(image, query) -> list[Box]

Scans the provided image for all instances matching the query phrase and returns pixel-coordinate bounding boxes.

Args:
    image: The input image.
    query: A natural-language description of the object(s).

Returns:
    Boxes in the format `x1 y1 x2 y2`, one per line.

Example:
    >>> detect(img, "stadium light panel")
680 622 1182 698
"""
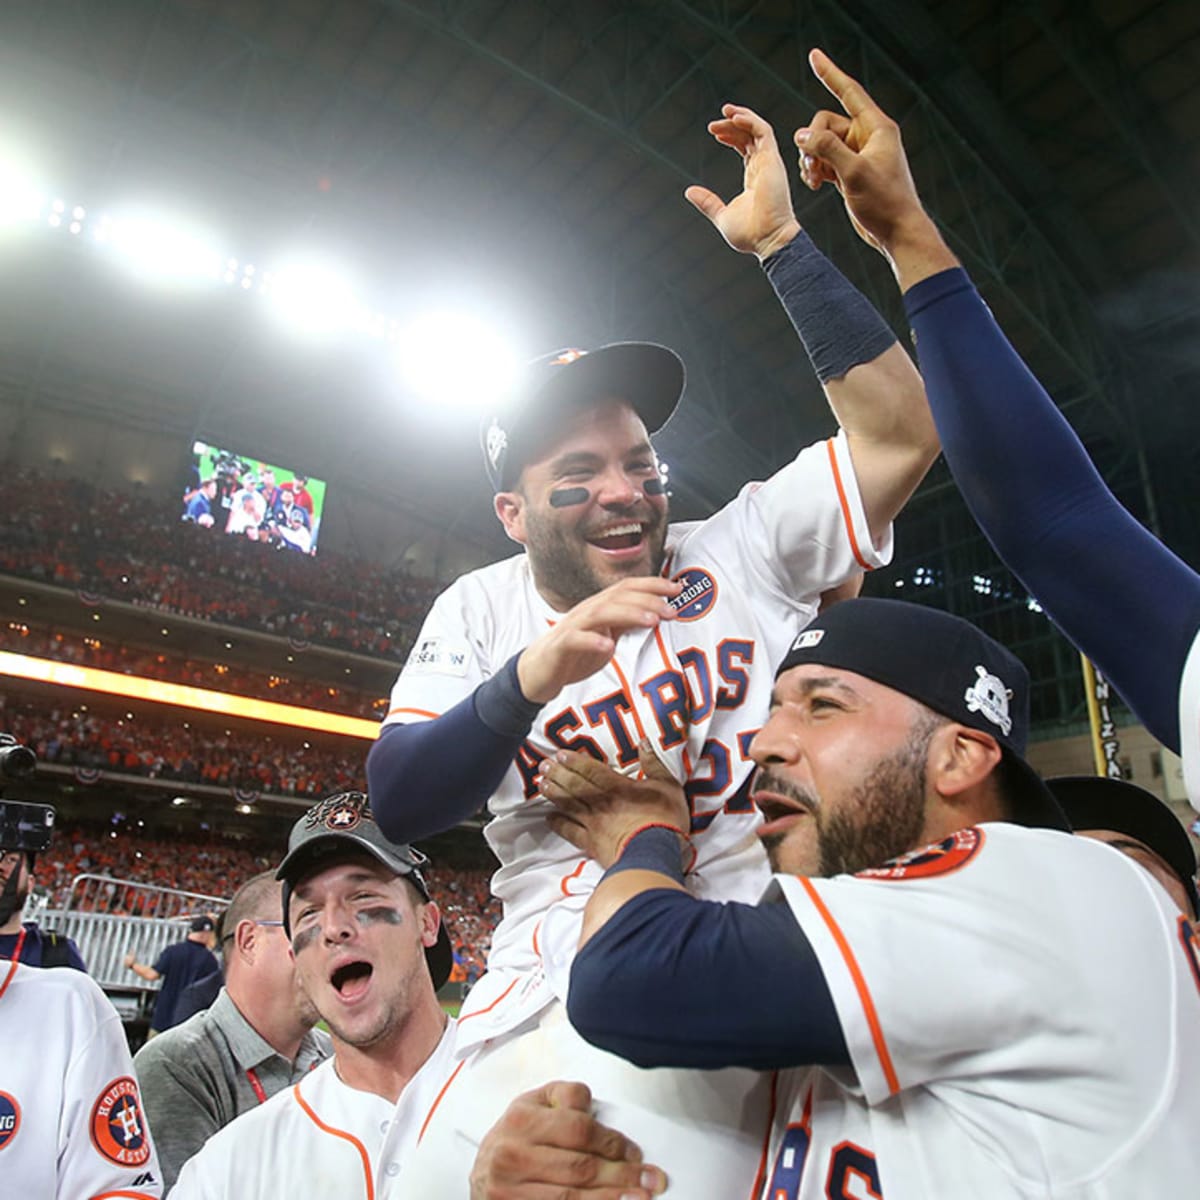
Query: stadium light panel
397 311 522 411
0 651 379 740
265 255 362 340
0 143 45 231
101 209 225 286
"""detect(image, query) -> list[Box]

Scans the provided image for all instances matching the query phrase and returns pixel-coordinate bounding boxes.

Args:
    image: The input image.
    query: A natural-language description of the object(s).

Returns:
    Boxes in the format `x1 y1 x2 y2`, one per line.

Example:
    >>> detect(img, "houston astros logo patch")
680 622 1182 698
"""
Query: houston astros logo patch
90 1076 151 1167
0 1091 20 1151
670 567 717 622
856 827 984 881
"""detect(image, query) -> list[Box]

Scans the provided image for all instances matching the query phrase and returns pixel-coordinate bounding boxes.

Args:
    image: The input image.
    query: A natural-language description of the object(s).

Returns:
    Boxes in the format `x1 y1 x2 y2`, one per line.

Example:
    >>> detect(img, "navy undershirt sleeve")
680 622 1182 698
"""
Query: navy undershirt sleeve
905 269 1200 751
366 654 540 842
568 889 849 1071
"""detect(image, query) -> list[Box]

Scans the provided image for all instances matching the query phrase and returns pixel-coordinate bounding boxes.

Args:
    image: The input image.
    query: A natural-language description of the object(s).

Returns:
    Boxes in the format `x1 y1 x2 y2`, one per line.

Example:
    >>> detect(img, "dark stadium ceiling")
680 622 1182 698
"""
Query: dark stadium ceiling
0 0 1198 569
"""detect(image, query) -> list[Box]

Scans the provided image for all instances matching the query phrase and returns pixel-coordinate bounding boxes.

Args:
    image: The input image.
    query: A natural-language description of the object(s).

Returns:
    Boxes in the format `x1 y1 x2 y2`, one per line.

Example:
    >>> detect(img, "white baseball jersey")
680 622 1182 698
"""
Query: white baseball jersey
759 823 1200 1199
171 1019 456 1199
1177 628 1200 812
385 431 890 1045
0 961 163 1198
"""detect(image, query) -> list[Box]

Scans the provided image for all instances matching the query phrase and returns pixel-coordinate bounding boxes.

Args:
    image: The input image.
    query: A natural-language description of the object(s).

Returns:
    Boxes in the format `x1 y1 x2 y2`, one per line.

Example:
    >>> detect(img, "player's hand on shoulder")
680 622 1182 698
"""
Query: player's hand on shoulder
541 740 690 869
517 577 682 704
470 1080 666 1200
686 102 801 262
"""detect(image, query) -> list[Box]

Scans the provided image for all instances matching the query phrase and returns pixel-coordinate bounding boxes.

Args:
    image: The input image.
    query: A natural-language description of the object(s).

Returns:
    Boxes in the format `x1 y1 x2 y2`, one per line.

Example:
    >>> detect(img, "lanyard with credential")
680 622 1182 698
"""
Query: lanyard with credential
0 927 27 999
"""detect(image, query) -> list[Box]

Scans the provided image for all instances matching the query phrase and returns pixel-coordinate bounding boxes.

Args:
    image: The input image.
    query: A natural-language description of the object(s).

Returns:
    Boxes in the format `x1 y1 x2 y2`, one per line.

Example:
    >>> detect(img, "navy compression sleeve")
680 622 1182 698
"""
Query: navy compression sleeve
366 654 540 842
905 269 1200 751
568 890 848 1071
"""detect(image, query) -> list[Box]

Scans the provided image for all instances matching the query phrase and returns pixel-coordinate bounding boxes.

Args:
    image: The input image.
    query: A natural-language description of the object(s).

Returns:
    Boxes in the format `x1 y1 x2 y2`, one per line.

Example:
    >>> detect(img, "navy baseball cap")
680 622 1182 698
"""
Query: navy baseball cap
190 914 216 933
276 791 452 989
1047 776 1199 917
481 343 685 491
775 598 1071 832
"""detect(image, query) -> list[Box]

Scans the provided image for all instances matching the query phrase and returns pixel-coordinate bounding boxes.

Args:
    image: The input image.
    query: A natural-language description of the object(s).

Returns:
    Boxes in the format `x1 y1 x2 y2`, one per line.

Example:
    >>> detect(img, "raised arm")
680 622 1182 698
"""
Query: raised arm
687 103 938 545
793 48 1200 751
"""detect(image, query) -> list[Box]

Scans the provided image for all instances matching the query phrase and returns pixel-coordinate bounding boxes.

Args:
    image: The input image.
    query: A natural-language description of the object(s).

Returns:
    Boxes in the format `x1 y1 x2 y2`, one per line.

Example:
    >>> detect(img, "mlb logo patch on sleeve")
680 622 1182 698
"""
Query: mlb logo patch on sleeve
406 636 470 677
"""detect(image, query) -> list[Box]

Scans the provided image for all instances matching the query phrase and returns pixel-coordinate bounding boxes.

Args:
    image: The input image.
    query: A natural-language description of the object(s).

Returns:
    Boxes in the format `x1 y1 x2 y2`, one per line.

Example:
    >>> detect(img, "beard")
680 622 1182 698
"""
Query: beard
760 717 936 877
523 501 668 609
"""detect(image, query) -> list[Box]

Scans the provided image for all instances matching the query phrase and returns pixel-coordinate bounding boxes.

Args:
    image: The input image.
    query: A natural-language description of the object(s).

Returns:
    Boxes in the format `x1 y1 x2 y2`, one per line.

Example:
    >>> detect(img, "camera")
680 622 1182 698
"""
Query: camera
0 735 53 854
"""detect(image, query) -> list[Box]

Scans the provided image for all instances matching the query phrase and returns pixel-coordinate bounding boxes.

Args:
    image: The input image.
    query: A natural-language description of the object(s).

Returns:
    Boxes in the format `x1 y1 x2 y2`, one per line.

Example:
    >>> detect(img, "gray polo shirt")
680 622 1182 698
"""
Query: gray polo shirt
133 987 331 1191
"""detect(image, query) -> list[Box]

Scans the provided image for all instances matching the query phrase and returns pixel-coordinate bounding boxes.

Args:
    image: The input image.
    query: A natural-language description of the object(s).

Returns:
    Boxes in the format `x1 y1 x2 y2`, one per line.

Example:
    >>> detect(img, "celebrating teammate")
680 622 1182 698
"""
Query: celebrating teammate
170 792 454 1198
528 597 1200 1196
1 799 164 1198
371 99 938 1190
792 48 1200 813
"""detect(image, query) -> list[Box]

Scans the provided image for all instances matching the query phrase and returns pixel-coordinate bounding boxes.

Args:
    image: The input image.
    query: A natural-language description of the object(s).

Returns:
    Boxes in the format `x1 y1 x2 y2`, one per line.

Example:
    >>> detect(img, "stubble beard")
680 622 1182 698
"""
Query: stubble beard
760 721 935 878
524 504 668 609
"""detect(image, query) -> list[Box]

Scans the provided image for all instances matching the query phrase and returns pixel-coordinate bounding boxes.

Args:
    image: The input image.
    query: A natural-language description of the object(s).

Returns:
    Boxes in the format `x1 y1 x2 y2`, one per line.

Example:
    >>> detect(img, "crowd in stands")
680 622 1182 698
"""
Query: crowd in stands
37 823 500 980
0 622 386 720
2 694 367 800
0 467 447 659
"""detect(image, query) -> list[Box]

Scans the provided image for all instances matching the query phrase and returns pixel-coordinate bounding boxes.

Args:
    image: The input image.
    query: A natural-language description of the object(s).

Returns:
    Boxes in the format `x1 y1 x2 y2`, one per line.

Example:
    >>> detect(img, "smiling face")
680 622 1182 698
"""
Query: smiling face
495 399 669 611
749 664 943 877
287 854 441 1050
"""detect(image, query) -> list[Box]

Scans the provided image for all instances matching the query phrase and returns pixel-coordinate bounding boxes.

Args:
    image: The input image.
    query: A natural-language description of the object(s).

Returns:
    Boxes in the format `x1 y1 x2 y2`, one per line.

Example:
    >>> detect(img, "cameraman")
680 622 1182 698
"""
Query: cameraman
0 743 163 1197
0 843 86 970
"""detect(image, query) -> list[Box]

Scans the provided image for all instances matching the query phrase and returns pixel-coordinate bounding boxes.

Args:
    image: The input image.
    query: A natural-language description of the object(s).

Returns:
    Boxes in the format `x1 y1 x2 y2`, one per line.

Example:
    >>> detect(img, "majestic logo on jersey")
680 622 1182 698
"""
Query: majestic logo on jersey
90 1077 151 1167
550 348 587 366
964 665 1013 736
790 628 825 651
484 419 507 471
856 826 984 881
0 1091 20 1151
406 635 470 677
669 568 717 621
304 791 373 832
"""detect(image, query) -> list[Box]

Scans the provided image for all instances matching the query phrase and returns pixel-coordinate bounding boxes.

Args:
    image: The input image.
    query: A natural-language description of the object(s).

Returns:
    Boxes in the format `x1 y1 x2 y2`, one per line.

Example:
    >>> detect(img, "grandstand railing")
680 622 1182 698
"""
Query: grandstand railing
42 874 229 993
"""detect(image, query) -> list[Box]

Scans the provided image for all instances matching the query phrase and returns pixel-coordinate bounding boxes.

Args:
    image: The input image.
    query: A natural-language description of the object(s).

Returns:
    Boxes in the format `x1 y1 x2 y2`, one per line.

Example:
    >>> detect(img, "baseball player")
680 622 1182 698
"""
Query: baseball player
371 101 938 1190
530 598 1200 1197
790 49 1200 816
170 792 456 1199
0 796 163 1198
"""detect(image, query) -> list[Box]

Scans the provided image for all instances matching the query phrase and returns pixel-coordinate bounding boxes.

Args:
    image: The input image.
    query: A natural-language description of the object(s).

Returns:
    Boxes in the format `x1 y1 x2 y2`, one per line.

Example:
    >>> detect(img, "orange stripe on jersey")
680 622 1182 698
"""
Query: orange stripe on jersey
418 1058 468 1144
383 706 440 722
746 1070 779 1200
825 438 871 572
292 1083 375 1199
559 859 587 896
799 878 900 1095
653 626 674 674
531 920 542 959
457 977 520 1024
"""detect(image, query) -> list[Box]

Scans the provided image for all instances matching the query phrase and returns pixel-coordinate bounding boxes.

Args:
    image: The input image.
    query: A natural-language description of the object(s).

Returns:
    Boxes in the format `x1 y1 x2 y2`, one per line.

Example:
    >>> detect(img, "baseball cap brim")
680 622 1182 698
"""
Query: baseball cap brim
276 834 454 991
1047 775 1199 916
487 342 684 490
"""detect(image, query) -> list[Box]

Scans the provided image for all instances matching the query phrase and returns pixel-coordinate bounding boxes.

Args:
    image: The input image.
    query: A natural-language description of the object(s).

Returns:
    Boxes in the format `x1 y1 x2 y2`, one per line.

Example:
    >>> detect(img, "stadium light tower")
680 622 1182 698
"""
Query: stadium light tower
0 146 46 232
98 209 226 286
397 310 522 412
264 254 362 341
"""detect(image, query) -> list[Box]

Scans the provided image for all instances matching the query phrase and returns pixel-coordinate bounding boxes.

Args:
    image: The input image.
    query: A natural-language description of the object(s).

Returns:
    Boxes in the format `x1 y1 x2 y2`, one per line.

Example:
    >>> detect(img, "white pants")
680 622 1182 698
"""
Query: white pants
409 999 774 1198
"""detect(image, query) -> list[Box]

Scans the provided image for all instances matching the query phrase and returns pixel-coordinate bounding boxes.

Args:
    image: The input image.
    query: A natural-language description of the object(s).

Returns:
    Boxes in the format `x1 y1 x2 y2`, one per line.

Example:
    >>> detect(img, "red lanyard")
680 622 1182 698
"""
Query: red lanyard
245 1067 268 1105
0 927 28 1000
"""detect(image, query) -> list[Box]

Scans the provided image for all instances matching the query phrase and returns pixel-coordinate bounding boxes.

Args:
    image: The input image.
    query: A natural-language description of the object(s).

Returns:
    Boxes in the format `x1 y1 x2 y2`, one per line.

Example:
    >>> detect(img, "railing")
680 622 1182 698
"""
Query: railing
40 874 229 992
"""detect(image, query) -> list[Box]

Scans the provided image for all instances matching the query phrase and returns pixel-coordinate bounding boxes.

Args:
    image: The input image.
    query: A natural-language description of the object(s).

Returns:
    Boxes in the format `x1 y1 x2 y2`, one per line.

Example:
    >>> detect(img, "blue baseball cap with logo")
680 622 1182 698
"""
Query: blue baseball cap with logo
481 343 685 491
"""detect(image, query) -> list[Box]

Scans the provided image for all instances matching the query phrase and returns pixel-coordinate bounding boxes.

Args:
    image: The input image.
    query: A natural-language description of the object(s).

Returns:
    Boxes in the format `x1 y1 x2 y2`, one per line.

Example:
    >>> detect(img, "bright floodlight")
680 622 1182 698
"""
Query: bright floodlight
0 151 44 230
265 256 361 340
397 312 522 411
102 210 225 286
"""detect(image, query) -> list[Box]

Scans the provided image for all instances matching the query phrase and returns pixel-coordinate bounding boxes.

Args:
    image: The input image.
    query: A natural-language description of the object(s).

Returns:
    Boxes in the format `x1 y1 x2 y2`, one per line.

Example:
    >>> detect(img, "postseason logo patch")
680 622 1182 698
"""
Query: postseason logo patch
669 568 718 622
0 1091 20 1152
856 827 984 882
90 1077 152 1168
405 636 470 677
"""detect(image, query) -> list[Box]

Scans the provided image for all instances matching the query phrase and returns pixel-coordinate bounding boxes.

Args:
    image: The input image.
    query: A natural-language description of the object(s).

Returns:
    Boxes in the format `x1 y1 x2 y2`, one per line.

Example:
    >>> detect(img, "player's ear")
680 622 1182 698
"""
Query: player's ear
419 900 442 949
494 491 527 545
930 725 1003 804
